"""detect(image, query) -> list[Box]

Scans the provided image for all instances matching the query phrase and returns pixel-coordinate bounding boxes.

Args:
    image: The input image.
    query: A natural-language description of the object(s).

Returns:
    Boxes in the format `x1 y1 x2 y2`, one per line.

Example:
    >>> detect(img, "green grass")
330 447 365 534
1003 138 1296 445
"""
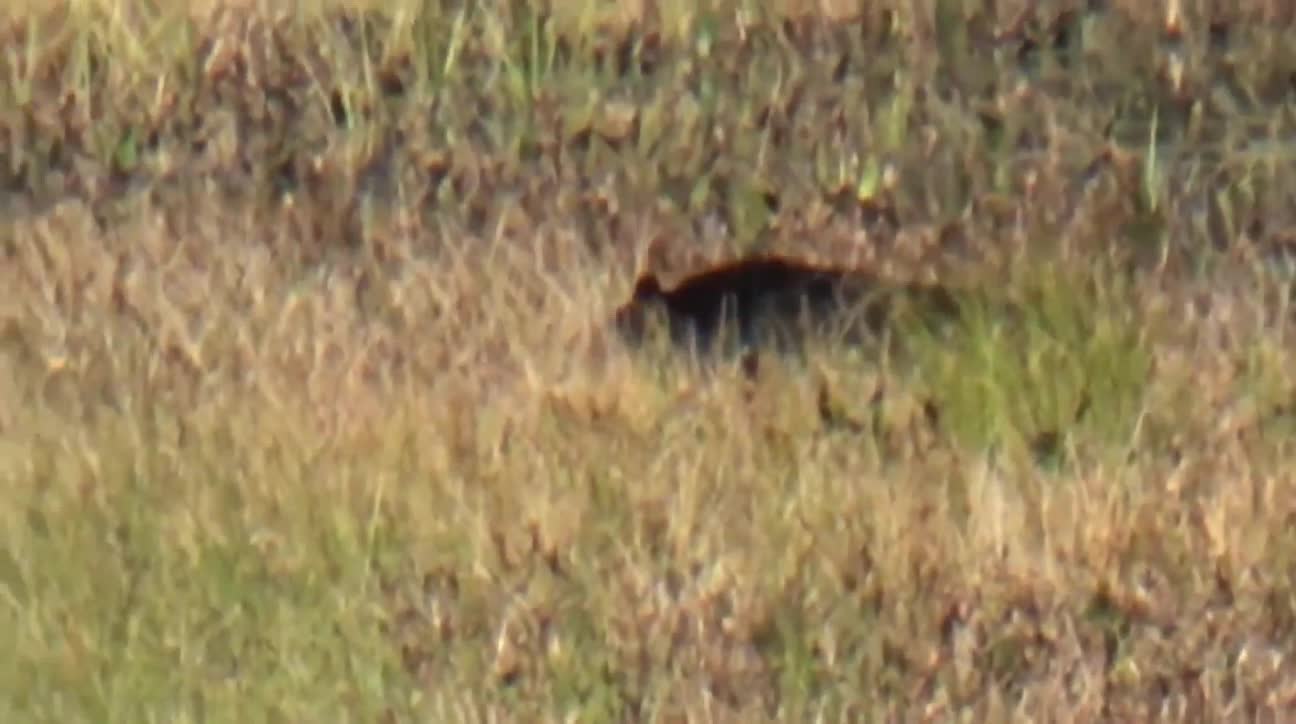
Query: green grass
4 412 414 721
904 257 1152 465
3 0 1296 721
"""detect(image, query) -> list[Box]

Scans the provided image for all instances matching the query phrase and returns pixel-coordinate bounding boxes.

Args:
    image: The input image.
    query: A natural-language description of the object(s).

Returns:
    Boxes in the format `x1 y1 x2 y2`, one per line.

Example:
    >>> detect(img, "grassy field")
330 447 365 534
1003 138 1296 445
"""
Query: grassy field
3 0 1296 721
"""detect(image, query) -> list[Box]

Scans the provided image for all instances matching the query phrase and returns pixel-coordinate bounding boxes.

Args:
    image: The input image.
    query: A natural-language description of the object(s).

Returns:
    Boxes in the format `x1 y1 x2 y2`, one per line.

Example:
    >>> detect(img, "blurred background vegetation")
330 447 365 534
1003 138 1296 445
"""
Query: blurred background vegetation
3 1 1296 721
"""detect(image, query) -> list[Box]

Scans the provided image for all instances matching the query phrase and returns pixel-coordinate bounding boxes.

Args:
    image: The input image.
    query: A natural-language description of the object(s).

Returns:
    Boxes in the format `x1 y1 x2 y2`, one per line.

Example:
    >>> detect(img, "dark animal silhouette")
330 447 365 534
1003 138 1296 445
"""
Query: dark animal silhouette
612 254 961 356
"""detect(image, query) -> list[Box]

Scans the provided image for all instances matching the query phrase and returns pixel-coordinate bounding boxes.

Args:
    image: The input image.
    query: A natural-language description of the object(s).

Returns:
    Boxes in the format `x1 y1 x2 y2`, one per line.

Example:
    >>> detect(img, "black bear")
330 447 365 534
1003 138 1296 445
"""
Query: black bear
612 254 960 356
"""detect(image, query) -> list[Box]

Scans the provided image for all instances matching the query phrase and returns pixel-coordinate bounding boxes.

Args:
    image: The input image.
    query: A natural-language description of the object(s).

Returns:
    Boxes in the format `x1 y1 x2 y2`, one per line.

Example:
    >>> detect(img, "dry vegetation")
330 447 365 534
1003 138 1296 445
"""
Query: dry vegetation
3 0 1296 721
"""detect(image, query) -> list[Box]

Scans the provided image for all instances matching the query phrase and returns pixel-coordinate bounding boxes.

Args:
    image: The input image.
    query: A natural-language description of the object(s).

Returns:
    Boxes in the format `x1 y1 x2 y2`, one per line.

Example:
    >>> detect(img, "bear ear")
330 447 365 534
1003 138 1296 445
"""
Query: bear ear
632 273 664 300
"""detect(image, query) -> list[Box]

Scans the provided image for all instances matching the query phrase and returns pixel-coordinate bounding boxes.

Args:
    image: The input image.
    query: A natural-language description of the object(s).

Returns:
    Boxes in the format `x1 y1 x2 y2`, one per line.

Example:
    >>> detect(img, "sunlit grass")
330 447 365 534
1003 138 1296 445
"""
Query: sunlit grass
3 0 1296 721
902 257 1152 465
